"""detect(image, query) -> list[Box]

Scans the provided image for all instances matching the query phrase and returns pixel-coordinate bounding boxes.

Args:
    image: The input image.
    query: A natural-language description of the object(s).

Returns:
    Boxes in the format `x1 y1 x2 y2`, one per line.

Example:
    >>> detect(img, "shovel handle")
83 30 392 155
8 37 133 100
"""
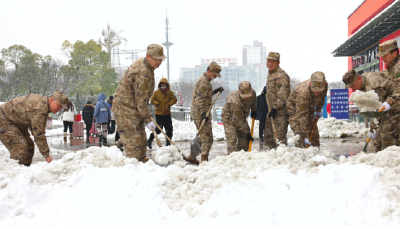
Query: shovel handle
152 127 162 147
197 90 221 134
265 93 277 143
379 106 385 112
363 137 370 152
305 116 320 149
151 117 181 152
248 117 255 152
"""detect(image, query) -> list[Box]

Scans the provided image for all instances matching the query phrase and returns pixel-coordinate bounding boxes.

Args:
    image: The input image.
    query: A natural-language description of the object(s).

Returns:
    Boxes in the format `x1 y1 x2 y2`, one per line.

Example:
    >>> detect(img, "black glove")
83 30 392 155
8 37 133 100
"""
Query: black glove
251 111 257 118
268 108 277 119
246 133 254 142
201 112 208 122
213 87 224 95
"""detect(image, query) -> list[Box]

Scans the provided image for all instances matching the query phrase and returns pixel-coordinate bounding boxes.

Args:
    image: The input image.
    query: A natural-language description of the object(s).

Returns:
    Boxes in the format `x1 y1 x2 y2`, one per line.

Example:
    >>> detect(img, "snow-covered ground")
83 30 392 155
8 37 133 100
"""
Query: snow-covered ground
1 139 400 226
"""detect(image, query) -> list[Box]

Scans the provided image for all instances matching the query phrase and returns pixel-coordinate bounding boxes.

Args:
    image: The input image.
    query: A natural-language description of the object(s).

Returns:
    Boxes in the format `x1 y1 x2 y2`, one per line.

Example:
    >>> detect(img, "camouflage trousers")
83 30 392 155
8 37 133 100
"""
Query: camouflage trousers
0 113 35 165
114 114 147 161
194 119 213 156
288 115 320 148
264 112 289 149
375 109 400 151
224 124 248 155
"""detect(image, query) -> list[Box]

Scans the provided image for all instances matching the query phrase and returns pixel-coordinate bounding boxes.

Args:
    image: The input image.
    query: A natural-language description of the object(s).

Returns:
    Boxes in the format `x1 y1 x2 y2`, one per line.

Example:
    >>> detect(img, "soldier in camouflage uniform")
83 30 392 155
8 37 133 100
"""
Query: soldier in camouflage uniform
184 61 224 164
113 44 166 162
222 81 257 155
264 52 291 149
286 72 327 147
375 39 400 149
342 69 393 151
0 90 68 166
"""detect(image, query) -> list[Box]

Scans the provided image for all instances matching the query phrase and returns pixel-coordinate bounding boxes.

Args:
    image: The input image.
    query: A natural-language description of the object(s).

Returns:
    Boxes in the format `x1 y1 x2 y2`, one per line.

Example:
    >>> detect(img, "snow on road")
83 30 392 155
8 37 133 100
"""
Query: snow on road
1 139 400 226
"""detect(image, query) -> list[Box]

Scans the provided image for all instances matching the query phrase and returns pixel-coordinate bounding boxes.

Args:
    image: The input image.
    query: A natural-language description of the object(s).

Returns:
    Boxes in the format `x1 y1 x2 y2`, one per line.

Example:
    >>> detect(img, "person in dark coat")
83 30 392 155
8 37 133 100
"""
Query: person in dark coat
82 101 95 137
107 96 115 134
256 86 268 141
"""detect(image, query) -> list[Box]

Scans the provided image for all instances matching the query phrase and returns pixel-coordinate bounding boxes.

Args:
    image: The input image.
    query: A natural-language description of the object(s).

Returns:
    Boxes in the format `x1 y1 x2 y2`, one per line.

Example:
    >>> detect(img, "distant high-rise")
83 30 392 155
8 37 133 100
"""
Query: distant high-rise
242 40 267 88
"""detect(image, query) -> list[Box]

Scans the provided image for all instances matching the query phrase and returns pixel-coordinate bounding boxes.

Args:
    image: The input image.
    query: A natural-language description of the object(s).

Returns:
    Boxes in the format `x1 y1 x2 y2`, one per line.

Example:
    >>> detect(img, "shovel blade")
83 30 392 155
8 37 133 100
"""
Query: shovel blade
190 135 201 158
359 112 387 118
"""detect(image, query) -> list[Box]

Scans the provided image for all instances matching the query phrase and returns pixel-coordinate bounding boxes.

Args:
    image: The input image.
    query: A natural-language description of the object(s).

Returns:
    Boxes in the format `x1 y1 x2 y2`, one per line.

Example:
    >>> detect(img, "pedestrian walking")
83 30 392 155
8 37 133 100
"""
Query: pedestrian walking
107 96 116 134
62 101 77 141
93 93 111 144
0 90 68 166
147 78 177 148
82 101 95 136
256 86 268 141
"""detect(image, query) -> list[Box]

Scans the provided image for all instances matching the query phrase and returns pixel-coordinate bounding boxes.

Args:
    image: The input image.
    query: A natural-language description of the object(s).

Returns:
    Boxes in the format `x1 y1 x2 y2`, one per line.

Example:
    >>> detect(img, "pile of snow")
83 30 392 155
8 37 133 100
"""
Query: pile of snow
349 90 381 112
151 146 182 165
318 117 369 138
1 143 400 225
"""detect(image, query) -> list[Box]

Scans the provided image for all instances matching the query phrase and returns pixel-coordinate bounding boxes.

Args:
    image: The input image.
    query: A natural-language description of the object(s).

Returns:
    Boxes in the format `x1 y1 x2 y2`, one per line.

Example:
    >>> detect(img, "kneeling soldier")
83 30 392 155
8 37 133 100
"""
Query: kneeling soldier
222 81 257 155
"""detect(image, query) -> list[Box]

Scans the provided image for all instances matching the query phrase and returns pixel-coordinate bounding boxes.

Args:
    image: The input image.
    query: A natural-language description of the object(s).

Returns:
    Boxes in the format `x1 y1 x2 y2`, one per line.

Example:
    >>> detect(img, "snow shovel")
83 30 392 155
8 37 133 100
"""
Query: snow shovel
265 93 277 143
151 117 181 153
152 127 162 148
359 106 387 119
183 90 222 162
305 116 319 149
248 117 255 152
363 137 371 153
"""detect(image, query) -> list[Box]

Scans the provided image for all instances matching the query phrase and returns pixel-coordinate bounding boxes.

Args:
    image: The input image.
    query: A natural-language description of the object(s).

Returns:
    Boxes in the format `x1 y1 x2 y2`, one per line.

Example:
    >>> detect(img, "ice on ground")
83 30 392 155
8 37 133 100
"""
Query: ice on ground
349 90 382 112
318 117 369 138
151 146 182 165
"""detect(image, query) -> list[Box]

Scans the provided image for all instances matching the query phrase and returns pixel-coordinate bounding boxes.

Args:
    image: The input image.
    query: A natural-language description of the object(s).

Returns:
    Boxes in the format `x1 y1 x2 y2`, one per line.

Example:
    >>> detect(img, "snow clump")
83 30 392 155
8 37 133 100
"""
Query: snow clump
349 90 382 112
151 146 182 165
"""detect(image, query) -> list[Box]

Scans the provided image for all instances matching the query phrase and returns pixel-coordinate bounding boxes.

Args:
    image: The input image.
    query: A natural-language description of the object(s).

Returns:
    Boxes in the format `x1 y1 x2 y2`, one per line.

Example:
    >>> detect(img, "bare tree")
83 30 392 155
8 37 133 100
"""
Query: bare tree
98 23 121 69
290 76 302 90
329 80 345 89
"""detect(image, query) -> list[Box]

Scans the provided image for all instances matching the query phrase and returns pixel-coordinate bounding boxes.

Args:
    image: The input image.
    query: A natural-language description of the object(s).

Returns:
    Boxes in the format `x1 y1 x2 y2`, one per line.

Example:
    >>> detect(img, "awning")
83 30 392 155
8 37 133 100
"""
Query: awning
332 1 400 57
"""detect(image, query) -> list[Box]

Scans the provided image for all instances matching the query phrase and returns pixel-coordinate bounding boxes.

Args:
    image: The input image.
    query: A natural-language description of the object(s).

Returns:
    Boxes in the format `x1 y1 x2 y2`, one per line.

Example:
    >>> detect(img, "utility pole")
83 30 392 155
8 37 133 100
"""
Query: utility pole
162 9 173 81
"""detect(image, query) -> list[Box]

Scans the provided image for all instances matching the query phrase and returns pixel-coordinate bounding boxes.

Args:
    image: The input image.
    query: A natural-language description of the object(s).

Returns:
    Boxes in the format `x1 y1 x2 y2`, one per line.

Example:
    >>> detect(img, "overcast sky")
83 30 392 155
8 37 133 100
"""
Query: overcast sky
1 0 366 84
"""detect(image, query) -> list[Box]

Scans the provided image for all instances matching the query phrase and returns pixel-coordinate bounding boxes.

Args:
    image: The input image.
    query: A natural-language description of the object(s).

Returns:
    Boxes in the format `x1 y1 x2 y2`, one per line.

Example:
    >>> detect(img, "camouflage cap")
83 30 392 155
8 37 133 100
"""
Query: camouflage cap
147 44 167 59
310 71 326 92
209 61 222 78
377 39 398 57
266 52 280 61
51 90 69 109
342 69 358 89
238 81 253 99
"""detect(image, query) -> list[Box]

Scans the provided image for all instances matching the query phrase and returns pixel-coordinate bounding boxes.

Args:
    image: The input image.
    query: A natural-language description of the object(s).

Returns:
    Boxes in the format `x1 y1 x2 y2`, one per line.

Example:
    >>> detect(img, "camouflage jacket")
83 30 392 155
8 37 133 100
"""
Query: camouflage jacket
113 57 155 124
222 90 257 134
267 66 290 113
286 79 327 136
387 56 400 103
0 94 50 158
361 72 393 102
191 73 213 119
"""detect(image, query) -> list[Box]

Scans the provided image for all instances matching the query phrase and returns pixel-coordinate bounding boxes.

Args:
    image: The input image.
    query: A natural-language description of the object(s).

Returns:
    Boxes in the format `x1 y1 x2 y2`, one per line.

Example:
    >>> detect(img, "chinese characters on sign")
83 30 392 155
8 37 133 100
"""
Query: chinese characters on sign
330 89 349 119
201 58 238 64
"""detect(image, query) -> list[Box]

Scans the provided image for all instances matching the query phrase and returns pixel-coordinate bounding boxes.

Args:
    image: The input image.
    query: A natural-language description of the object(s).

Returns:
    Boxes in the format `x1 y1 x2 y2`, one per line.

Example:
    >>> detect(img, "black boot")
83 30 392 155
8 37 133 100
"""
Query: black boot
103 137 107 144
147 138 153 149
98 135 104 143
166 140 171 146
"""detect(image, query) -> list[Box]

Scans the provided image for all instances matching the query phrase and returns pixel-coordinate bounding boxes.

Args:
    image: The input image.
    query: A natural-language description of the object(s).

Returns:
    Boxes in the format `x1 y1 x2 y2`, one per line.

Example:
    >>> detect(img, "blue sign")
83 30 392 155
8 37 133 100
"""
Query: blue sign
331 89 349 119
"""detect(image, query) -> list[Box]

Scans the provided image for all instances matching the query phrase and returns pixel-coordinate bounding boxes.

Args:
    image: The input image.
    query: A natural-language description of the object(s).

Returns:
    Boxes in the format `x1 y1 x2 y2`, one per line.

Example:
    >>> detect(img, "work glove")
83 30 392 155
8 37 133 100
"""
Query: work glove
268 108 277 119
146 121 156 131
304 138 311 147
381 102 391 112
213 87 224 95
201 112 208 122
368 132 377 139
315 112 323 118
246 133 254 142
251 111 257 118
